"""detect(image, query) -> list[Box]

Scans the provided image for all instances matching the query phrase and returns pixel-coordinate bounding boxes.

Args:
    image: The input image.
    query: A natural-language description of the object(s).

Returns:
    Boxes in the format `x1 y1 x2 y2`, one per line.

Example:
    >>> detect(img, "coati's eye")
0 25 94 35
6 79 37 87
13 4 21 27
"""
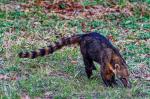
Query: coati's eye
122 62 126 66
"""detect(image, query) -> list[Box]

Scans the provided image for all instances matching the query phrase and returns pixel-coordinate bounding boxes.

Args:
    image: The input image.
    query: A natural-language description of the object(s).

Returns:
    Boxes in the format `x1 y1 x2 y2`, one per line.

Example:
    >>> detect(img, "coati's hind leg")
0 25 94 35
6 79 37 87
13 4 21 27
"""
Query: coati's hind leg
83 57 96 78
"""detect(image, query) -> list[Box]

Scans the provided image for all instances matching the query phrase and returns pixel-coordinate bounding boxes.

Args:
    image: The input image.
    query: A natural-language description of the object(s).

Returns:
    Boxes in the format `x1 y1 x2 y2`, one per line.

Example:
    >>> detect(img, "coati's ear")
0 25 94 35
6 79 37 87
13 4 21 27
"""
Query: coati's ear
115 64 121 70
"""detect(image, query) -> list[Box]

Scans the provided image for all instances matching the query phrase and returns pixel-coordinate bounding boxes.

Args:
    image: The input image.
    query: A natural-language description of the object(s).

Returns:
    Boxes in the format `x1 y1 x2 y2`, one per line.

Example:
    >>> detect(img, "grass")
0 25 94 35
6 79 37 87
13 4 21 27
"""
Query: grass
1 0 150 98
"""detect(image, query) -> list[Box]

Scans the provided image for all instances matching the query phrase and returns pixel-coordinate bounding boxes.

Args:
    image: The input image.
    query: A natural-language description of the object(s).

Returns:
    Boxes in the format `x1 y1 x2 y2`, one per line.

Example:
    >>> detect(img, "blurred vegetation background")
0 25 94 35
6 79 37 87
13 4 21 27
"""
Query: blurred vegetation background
0 0 150 98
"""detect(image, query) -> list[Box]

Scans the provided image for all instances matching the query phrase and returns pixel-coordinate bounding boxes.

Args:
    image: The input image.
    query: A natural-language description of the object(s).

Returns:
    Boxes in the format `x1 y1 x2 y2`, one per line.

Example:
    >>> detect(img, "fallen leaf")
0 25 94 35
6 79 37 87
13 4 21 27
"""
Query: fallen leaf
107 34 116 42
11 77 17 80
21 93 30 99
0 74 9 80
71 60 78 64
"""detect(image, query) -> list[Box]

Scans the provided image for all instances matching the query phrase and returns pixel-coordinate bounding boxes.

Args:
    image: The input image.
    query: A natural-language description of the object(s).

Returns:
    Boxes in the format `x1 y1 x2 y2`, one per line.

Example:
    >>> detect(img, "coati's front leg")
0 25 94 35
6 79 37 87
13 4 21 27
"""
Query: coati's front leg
100 48 117 87
101 70 117 87
83 57 96 78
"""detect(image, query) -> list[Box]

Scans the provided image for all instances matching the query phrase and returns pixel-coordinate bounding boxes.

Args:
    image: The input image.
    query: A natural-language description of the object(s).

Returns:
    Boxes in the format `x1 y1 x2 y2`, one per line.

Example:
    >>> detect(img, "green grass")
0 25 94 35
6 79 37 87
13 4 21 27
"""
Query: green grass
1 0 150 98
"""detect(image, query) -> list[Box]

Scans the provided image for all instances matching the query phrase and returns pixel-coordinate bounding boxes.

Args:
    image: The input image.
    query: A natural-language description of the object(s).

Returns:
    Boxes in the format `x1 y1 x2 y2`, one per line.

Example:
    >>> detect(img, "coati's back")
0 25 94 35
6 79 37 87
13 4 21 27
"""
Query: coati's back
81 32 115 47
19 32 112 59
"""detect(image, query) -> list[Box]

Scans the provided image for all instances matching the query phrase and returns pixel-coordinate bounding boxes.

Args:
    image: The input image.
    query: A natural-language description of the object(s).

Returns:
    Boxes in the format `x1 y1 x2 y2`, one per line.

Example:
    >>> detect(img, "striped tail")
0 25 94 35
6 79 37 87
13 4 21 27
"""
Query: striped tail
18 34 82 59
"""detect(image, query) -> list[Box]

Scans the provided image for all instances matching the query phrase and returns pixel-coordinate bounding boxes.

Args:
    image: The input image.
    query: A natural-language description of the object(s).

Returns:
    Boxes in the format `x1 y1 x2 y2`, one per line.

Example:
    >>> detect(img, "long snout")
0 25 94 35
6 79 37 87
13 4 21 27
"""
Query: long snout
120 78 132 88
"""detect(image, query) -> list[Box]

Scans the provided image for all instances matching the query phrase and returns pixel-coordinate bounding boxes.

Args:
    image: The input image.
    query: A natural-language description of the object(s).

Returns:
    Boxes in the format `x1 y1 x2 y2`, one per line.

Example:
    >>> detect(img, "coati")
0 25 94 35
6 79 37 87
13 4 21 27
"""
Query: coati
19 32 131 88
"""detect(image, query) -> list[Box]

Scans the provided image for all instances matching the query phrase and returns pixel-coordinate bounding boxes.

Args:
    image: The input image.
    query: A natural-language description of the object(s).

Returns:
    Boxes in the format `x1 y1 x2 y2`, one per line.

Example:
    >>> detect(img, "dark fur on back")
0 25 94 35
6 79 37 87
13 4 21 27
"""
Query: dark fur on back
19 32 131 88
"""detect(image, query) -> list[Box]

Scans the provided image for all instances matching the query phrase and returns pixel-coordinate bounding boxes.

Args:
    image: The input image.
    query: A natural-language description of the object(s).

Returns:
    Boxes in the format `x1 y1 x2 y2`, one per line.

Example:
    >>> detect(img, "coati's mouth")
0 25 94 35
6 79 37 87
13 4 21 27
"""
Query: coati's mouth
115 77 131 88
119 78 131 88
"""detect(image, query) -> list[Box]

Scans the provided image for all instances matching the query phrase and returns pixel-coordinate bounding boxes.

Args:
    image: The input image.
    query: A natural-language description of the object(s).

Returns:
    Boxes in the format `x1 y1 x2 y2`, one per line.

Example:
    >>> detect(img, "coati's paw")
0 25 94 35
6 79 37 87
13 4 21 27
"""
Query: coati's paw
103 80 113 87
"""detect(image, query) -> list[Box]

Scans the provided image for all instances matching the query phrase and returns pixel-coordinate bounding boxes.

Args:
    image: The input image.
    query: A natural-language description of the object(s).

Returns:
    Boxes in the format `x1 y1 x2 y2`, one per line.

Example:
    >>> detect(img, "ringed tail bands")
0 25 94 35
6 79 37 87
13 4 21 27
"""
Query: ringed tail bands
18 34 82 59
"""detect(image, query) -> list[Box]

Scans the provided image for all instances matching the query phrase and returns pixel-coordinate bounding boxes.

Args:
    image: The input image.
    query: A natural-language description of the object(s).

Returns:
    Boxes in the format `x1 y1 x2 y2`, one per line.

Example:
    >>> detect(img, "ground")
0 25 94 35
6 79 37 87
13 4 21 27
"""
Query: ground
0 0 150 98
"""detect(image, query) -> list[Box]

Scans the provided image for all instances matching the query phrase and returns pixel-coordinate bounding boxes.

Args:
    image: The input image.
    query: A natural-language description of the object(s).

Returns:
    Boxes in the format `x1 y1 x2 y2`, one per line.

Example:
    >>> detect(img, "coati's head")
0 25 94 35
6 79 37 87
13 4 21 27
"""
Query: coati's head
110 54 131 88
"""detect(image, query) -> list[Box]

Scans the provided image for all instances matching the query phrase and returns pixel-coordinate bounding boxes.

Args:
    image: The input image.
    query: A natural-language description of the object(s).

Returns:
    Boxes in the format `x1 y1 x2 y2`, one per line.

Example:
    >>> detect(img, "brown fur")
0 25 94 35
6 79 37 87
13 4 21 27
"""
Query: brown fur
18 32 131 88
